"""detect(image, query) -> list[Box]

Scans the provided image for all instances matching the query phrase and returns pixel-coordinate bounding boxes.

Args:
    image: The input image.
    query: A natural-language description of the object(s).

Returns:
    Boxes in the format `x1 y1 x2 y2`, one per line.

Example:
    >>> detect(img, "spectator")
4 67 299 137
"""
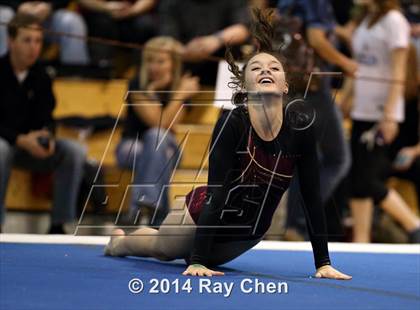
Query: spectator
0 14 87 234
159 0 250 85
78 0 158 68
340 0 420 243
116 36 199 226
389 43 420 210
0 1 89 65
277 0 357 239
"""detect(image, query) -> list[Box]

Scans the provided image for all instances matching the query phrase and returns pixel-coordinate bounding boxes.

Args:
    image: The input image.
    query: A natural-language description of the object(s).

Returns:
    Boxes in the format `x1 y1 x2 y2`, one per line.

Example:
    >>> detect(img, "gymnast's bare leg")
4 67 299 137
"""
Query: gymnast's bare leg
104 210 196 261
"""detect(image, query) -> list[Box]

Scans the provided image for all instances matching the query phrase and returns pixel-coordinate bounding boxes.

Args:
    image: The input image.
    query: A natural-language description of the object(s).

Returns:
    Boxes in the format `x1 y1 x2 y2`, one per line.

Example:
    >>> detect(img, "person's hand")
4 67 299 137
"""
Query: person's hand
182 264 225 276
147 72 173 92
105 1 131 19
175 73 200 100
335 24 354 46
110 6 136 20
33 2 52 21
341 58 358 77
18 2 37 15
183 35 223 62
18 2 52 21
46 138 55 157
378 119 399 144
16 129 54 159
105 1 130 11
393 146 417 171
315 265 352 280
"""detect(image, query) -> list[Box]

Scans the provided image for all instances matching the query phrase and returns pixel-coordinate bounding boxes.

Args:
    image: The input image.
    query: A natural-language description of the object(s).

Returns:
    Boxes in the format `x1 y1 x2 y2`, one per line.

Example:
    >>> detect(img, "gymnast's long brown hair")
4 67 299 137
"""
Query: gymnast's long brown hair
226 8 287 105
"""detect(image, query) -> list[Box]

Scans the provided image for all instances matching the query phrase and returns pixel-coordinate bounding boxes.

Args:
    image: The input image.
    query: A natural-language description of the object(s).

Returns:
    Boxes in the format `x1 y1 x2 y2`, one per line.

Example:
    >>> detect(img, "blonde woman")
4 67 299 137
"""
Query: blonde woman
116 37 200 226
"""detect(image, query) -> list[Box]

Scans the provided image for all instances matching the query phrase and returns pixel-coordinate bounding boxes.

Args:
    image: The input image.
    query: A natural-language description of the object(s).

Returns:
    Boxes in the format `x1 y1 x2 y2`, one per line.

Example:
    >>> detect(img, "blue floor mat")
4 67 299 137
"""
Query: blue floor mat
1 243 419 310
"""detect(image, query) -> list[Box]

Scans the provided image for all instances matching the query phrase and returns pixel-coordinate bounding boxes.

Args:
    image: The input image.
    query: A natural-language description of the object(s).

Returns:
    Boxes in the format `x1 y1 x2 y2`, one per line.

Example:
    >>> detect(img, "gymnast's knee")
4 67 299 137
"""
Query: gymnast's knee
152 238 176 261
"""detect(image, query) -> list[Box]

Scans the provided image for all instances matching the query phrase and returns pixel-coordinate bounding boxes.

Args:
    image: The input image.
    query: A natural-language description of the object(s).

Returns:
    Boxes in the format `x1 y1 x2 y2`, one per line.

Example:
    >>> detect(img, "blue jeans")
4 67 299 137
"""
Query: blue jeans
286 89 351 235
0 7 89 65
0 6 14 57
0 137 87 225
116 128 180 226
48 9 90 65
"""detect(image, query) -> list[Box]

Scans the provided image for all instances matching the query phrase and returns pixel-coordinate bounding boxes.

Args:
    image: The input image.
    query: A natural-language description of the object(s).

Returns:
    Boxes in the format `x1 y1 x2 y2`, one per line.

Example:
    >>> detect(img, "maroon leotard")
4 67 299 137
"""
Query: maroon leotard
188 107 330 269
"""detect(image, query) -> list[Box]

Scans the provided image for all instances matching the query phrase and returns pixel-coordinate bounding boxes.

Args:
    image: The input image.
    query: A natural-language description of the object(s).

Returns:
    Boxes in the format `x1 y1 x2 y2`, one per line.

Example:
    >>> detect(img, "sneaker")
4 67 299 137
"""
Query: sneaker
48 224 66 234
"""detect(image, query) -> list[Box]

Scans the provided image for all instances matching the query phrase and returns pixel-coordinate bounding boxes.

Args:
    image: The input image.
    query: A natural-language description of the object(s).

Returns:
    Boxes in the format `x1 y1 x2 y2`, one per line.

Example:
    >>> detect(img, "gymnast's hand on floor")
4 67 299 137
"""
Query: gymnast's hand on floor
182 264 225 276
314 265 352 280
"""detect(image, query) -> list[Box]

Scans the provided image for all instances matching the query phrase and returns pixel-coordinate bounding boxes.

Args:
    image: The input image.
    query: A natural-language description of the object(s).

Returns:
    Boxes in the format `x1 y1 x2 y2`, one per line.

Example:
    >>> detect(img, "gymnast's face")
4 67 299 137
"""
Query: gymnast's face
244 53 288 94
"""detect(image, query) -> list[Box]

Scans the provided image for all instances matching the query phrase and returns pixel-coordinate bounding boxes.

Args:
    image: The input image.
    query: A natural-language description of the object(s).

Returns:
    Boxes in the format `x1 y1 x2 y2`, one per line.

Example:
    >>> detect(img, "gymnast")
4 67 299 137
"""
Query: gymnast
105 9 351 280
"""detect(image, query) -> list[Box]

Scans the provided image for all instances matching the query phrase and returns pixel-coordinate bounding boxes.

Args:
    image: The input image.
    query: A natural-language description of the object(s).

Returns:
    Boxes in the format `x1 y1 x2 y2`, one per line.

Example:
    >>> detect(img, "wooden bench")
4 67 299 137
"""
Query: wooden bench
5 79 216 214
5 80 418 216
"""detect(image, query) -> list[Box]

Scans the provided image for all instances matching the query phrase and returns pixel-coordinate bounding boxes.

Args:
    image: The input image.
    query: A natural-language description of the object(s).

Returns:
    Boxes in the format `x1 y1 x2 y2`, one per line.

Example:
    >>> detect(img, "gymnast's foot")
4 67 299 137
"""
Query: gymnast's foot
104 229 126 256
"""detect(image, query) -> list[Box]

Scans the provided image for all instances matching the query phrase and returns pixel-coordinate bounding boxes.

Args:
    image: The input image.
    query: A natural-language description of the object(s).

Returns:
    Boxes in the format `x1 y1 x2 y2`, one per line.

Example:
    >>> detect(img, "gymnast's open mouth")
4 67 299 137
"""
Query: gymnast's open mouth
258 77 274 84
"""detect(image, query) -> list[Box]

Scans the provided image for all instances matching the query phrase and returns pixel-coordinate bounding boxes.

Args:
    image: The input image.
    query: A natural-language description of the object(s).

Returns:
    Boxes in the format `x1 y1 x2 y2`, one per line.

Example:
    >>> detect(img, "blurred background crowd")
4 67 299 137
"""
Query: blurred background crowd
0 0 419 244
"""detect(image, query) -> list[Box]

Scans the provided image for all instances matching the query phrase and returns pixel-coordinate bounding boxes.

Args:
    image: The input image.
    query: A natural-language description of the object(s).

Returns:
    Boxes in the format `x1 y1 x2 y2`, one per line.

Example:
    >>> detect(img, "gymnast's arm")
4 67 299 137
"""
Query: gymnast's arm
297 126 330 268
297 127 352 280
183 110 240 276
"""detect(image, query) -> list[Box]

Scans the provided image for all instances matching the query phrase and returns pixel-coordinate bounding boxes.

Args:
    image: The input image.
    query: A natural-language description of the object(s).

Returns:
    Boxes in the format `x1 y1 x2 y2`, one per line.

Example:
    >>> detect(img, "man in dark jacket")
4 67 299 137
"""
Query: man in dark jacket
0 14 86 233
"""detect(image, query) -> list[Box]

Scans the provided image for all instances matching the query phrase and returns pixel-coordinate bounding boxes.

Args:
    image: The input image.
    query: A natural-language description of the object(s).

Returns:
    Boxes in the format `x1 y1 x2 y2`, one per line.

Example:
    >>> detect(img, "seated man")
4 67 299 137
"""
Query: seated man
0 14 87 234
